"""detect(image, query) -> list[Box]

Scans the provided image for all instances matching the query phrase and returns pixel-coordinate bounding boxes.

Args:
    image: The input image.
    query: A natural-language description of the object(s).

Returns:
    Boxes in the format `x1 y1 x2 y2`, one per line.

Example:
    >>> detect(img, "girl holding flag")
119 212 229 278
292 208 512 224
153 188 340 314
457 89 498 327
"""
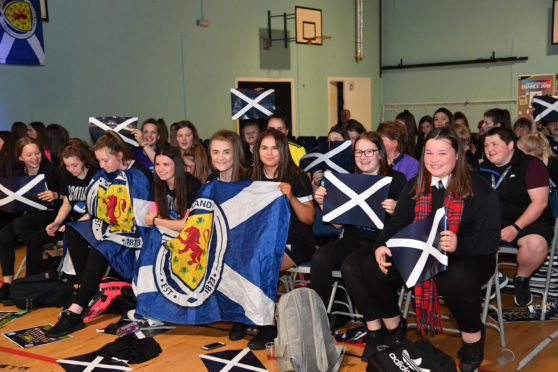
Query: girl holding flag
360 127 500 372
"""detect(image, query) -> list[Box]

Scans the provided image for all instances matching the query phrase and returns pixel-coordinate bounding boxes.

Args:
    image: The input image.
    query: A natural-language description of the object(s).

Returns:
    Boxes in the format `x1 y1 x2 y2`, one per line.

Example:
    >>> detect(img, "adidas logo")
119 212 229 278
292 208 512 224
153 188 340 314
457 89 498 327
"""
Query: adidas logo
388 349 431 372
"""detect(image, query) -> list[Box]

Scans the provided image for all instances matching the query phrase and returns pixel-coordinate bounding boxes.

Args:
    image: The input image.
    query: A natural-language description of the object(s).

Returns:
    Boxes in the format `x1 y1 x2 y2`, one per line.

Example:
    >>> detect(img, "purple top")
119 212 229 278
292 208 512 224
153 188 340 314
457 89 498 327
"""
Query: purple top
392 153 419 181
131 147 156 172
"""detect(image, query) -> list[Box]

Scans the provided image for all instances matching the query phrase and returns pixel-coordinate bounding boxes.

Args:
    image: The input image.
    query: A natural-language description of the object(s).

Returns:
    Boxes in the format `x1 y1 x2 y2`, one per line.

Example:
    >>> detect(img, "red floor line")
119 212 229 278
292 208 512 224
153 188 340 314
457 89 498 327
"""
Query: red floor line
0 345 58 364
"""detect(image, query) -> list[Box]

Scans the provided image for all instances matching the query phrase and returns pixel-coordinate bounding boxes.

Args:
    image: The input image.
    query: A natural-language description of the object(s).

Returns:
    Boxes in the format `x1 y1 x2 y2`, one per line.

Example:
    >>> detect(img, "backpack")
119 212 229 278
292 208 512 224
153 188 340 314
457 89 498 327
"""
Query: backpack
9 271 74 310
83 277 132 322
275 287 345 372
366 338 458 372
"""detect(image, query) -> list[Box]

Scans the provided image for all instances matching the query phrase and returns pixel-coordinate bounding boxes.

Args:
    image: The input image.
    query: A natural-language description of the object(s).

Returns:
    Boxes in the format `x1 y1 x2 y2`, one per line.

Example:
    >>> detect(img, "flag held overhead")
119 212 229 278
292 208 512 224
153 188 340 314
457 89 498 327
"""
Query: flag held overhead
532 95 558 123
300 141 352 174
0 175 47 213
231 88 275 120
387 208 448 288
89 117 139 147
323 172 391 229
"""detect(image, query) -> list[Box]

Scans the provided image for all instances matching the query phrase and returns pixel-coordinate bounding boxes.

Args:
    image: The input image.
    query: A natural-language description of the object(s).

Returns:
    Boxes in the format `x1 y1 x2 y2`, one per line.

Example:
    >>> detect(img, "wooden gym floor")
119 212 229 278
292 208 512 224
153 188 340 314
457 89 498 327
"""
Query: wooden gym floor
0 245 557 371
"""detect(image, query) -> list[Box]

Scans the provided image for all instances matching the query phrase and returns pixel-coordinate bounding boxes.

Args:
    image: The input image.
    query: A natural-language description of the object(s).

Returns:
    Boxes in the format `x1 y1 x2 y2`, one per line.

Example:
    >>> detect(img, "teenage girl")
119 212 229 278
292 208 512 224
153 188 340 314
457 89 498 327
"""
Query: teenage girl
207 130 246 182
174 121 211 182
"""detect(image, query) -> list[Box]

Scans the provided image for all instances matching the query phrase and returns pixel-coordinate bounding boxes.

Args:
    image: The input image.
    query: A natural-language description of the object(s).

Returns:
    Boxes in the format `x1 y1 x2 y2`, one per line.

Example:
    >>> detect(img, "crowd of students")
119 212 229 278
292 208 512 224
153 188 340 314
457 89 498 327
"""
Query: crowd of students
0 104 556 371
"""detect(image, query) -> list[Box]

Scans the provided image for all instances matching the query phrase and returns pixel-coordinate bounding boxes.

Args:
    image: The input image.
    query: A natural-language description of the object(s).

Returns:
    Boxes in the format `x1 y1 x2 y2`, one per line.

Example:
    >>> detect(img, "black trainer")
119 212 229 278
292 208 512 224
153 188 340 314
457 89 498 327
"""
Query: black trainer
229 322 245 341
458 327 485 372
361 328 388 362
384 317 407 347
247 325 277 350
513 275 533 307
0 283 11 303
45 309 85 338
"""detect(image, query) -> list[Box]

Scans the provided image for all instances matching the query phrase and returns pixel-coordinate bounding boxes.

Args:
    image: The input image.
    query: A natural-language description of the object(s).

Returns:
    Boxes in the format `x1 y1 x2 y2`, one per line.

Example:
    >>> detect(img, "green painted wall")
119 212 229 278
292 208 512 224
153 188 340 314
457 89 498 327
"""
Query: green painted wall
0 0 380 140
381 0 558 125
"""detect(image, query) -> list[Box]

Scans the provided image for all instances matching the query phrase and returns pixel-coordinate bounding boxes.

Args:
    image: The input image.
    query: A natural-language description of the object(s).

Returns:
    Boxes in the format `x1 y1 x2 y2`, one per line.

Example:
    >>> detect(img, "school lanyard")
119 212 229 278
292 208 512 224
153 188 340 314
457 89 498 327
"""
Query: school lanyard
491 166 511 190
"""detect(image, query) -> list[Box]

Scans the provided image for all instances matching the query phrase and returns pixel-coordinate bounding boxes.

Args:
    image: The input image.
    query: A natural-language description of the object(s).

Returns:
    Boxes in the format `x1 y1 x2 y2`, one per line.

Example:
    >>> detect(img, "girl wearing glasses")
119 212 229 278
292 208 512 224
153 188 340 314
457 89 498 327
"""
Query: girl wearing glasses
311 132 407 330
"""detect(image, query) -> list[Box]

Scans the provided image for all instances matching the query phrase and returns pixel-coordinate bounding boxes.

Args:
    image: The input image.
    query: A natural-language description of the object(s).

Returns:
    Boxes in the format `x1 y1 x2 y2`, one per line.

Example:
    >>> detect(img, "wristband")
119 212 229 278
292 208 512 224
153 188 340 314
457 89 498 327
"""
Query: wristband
152 216 157 226
512 223 522 233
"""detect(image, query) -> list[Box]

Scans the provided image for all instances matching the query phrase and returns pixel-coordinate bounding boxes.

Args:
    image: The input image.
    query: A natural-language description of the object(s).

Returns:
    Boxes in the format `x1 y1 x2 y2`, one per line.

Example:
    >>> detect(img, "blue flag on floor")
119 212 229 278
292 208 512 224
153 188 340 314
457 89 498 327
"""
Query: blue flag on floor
199 348 268 372
135 181 290 326
89 117 139 147
300 141 352 174
322 172 391 229
0 0 45 65
386 208 448 288
231 88 275 120
57 354 131 371
0 175 47 212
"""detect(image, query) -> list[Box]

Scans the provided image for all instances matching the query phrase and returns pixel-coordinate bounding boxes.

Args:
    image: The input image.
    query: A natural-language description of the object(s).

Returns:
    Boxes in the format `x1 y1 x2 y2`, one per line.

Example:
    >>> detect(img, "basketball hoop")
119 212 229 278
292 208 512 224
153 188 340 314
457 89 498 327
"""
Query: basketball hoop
306 35 332 45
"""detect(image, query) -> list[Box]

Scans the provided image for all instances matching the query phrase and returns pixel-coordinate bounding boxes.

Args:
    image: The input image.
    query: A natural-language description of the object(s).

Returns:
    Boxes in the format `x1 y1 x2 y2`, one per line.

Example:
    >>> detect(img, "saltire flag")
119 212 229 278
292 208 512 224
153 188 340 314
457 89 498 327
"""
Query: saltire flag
0 174 47 212
532 95 558 123
299 141 352 174
231 88 275 120
57 354 131 372
0 0 45 65
68 168 151 280
134 181 290 326
322 172 391 229
199 348 268 372
89 117 139 147
386 208 448 288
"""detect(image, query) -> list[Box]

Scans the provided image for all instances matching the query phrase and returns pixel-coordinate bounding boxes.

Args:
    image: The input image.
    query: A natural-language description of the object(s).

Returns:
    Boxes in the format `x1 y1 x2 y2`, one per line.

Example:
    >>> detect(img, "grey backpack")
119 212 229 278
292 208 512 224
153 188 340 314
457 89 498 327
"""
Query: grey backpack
275 287 345 372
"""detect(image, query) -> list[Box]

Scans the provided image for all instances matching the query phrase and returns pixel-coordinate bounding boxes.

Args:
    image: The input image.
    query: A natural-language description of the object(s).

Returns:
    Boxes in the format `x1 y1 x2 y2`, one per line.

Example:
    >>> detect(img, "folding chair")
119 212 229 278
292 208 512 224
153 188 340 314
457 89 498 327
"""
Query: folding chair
14 240 64 279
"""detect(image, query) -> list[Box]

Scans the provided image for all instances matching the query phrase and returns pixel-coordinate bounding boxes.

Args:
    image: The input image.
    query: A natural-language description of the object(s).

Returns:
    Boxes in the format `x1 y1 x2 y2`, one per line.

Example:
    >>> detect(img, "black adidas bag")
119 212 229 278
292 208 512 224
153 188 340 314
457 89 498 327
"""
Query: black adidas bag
367 339 457 372
9 271 73 310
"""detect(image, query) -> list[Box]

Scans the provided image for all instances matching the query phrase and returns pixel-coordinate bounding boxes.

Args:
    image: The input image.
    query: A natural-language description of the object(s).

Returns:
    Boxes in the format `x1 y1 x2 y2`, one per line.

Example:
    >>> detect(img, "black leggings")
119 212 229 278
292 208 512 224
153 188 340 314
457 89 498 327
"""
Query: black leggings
349 251 496 333
65 225 120 308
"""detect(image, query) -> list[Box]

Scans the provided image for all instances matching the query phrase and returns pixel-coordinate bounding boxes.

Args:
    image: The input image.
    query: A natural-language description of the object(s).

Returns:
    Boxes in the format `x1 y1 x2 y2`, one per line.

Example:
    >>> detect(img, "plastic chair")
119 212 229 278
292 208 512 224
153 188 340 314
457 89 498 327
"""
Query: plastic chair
15 240 64 279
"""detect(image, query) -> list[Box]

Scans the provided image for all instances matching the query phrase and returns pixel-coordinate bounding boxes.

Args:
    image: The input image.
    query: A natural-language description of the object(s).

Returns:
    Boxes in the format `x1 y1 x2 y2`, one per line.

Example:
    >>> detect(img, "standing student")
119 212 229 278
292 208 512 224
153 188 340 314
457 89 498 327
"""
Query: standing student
45 131 151 337
246 128 315 349
359 128 500 371
174 121 211 182
207 130 246 182
0 137 62 301
311 132 407 330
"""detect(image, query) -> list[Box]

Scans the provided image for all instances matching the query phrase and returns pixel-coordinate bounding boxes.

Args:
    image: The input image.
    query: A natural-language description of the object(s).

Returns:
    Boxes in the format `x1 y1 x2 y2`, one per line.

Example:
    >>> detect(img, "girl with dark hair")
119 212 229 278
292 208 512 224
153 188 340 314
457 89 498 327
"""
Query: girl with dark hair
132 118 161 170
311 132 407 329
346 120 366 145
0 131 15 178
169 122 180 147
416 115 434 157
10 122 27 140
266 109 306 166
311 128 352 188
45 131 152 337
207 130 246 182
433 107 453 128
395 110 418 157
175 121 211 182
357 127 500 372
0 137 62 301
377 121 419 181
155 118 169 147
145 145 200 232
44 123 70 164
245 128 314 349
27 121 46 149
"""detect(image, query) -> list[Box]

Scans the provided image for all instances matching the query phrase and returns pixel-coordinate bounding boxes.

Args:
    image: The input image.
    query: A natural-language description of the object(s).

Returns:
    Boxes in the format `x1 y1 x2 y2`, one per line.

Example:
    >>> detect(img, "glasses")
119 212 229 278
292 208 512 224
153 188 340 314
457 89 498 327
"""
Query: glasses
355 149 380 157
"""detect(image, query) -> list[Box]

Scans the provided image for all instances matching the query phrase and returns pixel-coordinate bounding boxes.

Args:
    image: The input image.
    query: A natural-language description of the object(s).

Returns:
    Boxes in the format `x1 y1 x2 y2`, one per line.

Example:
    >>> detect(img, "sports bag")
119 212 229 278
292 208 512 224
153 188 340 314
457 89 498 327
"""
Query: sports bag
9 271 73 310
275 287 345 372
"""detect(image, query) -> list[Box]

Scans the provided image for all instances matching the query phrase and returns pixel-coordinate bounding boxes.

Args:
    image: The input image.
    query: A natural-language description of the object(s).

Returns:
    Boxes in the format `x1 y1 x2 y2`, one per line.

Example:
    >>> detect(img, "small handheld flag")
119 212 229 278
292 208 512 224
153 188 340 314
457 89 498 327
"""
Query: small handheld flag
89 117 139 147
0 175 47 212
386 208 448 288
231 88 275 120
532 95 558 123
300 141 352 174
323 172 391 228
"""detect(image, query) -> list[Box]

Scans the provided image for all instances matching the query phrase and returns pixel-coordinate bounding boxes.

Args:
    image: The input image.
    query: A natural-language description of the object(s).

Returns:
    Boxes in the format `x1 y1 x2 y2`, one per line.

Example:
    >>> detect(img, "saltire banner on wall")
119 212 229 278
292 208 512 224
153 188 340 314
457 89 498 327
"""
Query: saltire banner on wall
134 181 290 326
0 0 45 65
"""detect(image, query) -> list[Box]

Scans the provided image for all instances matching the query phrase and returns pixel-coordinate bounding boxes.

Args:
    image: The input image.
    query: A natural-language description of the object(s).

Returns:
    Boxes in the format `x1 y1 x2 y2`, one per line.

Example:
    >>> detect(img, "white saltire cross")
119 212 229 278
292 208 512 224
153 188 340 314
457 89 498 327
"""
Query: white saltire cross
88 117 139 147
533 96 558 122
0 175 47 211
199 348 268 372
302 141 351 174
231 89 274 120
57 355 131 372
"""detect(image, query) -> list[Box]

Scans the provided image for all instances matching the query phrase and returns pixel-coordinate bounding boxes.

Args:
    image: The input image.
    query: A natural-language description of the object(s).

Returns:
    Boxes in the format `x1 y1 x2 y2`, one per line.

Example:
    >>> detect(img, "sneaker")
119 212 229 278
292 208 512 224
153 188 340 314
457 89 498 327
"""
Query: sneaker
384 317 407 347
44 309 85 338
513 275 533 307
361 328 388 362
0 283 11 303
458 327 485 372
229 322 245 341
497 270 509 288
247 325 277 350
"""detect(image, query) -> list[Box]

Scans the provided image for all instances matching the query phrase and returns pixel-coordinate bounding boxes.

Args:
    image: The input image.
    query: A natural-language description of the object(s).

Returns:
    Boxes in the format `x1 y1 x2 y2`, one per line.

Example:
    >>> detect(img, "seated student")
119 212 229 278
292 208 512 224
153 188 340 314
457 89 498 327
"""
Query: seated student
169 122 180 147
395 110 418 158
416 115 434 157
145 145 200 232
513 117 533 138
44 124 69 164
240 121 260 166
452 123 479 170
311 132 406 329
346 119 366 145
546 120 558 156
207 130 247 182
377 121 419 180
0 137 62 301
476 108 510 161
10 121 27 141
131 118 162 170
360 127 500 371
246 128 315 349
26 122 46 150
311 127 350 189
45 131 152 337
174 121 211 182
266 109 306 166
433 107 453 128
0 132 17 231
454 111 470 128
480 127 554 306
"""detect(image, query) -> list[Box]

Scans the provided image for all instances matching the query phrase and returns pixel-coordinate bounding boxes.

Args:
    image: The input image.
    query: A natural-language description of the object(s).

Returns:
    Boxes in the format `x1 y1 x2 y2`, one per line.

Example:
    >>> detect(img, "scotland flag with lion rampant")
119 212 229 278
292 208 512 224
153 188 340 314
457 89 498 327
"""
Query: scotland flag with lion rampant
134 181 290 326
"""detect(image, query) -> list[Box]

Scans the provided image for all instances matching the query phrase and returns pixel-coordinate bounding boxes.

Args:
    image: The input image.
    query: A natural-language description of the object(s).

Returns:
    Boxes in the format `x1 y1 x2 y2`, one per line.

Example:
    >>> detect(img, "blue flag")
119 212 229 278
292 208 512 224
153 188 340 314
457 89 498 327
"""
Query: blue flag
0 0 45 65
300 141 352 174
0 175 47 212
135 181 290 326
386 208 448 288
231 88 275 120
89 117 139 148
200 349 267 372
322 172 391 229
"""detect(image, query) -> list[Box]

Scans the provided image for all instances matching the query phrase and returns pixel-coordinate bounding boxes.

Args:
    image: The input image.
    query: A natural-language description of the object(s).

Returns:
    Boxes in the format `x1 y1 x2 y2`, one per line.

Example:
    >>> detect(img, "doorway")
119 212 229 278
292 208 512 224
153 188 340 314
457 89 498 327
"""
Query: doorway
327 77 371 130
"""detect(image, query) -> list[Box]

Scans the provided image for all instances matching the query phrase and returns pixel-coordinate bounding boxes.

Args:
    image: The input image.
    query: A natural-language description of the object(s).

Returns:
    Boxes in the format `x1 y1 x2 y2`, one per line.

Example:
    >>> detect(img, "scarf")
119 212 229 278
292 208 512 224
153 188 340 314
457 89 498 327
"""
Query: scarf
413 187 464 334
